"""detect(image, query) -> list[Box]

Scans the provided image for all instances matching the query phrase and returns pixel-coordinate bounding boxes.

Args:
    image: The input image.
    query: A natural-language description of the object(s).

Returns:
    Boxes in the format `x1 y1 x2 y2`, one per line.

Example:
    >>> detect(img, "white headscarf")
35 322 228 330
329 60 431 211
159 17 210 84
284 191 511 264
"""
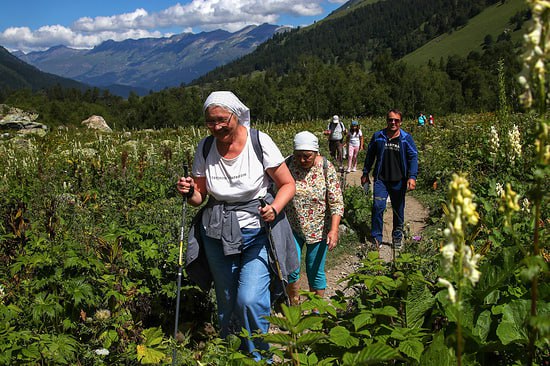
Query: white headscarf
203 91 251 127
294 131 319 152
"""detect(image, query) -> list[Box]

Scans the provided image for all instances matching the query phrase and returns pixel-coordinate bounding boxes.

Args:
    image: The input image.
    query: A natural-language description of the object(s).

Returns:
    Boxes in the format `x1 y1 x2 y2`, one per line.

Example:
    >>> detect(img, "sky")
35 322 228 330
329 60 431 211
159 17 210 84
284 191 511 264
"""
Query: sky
0 0 348 53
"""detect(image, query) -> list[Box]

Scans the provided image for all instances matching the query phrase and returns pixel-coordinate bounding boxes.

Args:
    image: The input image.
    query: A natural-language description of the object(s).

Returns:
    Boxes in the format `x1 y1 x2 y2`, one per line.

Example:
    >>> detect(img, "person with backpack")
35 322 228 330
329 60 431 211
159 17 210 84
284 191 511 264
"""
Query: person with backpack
417 112 427 127
324 115 347 170
360 109 418 251
176 91 298 360
284 131 344 306
346 120 364 172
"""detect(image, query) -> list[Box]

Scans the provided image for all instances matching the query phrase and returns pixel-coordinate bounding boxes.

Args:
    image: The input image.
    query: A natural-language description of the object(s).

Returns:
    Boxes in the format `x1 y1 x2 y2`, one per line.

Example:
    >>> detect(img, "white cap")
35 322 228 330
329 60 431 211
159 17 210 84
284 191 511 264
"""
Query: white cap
332 115 339 122
203 91 251 127
294 131 319 152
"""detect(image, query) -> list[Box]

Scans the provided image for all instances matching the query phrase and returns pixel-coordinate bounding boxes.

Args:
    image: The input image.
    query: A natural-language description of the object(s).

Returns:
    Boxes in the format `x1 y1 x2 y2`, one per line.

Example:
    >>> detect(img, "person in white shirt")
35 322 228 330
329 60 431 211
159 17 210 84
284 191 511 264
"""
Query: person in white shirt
176 91 296 360
346 120 364 172
323 115 347 169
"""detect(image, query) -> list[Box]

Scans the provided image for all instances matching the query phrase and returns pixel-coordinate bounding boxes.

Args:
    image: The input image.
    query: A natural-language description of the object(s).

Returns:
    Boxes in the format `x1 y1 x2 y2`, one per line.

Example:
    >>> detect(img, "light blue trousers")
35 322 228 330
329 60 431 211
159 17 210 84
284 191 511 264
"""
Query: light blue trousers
201 226 271 360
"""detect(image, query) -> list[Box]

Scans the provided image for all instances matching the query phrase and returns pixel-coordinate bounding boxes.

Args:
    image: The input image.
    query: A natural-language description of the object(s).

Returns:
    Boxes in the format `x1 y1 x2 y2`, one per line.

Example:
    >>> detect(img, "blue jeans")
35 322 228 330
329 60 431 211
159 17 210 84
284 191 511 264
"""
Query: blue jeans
287 233 328 290
371 179 406 244
201 226 271 359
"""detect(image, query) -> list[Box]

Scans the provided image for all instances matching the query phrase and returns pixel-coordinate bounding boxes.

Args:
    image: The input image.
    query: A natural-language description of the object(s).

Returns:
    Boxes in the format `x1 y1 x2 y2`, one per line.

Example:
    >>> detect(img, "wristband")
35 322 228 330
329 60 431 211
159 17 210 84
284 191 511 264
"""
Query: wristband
271 206 278 217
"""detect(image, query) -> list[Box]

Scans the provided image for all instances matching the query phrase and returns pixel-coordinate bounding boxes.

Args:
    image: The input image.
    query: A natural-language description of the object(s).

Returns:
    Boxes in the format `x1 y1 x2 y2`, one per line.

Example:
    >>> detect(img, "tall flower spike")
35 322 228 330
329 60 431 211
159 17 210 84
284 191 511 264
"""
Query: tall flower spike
508 124 522 165
519 0 550 109
499 183 521 227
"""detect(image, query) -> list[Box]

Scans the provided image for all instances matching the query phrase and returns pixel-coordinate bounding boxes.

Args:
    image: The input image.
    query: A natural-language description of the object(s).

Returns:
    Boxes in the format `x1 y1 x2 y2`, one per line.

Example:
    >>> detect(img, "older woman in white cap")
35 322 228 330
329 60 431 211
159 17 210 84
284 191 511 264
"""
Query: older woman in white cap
176 91 297 360
285 131 344 306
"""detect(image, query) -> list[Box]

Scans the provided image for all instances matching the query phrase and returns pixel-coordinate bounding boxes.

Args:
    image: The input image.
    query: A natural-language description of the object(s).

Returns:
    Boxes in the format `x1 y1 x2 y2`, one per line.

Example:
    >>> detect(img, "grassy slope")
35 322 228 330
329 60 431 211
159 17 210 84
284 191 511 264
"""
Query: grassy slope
402 0 527 66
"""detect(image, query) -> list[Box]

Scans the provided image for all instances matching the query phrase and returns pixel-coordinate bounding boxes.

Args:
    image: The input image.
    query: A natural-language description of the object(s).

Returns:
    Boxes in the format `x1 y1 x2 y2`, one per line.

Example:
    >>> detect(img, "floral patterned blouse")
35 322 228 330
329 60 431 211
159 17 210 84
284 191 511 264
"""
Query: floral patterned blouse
286 155 344 244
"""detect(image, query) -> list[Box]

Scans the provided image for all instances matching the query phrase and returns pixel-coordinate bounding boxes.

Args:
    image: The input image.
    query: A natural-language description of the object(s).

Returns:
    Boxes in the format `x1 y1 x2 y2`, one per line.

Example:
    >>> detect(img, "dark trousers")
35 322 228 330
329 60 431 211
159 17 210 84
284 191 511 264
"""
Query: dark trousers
371 179 406 244
328 140 344 166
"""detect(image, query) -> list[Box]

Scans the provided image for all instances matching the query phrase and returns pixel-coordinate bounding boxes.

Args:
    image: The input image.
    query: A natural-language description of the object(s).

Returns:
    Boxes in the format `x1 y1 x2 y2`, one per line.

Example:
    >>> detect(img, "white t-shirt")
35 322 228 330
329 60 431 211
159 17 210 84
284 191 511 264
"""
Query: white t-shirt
193 127 284 228
327 122 346 141
348 130 363 147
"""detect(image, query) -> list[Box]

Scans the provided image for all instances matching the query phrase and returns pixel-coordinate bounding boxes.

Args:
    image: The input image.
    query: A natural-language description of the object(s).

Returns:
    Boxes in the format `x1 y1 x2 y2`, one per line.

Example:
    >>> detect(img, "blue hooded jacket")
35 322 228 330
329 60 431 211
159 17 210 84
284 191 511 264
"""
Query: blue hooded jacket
362 128 418 181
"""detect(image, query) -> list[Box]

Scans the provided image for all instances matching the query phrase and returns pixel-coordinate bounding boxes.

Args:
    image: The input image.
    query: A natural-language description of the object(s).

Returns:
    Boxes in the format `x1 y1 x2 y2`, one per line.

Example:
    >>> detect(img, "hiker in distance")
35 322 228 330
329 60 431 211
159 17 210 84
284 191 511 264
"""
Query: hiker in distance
417 112 427 127
284 131 344 306
324 115 347 170
176 91 298 360
346 120 364 173
360 109 419 251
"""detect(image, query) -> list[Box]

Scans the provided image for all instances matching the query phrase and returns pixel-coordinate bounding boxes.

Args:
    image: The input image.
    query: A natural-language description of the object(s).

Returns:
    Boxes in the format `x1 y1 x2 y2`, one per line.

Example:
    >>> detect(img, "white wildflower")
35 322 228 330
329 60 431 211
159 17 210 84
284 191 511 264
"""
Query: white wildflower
463 246 481 285
438 278 457 304
521 197 531 213
496 182 504 197
94 348 110 356
95 309 111 321
508 125 522 165
440 242 456 272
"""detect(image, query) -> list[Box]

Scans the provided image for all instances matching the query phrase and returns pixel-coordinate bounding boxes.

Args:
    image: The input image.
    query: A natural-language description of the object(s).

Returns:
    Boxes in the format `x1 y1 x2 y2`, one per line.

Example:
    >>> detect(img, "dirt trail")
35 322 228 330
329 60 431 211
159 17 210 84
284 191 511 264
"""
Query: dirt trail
322 170 429 297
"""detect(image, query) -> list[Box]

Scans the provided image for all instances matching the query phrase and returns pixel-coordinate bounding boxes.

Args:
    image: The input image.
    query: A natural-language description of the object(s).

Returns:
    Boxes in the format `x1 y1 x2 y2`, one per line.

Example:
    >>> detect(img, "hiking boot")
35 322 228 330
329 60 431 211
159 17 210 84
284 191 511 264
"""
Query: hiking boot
393 239 402 250
392 230 403 250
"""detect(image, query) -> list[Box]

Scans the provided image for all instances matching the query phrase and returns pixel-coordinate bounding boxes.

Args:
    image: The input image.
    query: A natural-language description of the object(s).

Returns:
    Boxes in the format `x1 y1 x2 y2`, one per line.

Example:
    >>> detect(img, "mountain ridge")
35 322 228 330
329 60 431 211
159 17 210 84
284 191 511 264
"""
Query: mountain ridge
15 23 290 94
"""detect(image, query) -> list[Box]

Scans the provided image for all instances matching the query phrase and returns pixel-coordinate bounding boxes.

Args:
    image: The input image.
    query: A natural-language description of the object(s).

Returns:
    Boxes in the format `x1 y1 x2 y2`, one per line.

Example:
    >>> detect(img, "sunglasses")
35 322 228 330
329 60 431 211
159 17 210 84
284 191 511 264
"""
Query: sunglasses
387 118 401 123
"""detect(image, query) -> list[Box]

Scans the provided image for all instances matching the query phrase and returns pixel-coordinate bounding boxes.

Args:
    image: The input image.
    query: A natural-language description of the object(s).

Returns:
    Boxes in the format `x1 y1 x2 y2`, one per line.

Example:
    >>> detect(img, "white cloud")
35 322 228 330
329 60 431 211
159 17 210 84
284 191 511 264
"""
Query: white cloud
73 8 150 32
1 0 329 52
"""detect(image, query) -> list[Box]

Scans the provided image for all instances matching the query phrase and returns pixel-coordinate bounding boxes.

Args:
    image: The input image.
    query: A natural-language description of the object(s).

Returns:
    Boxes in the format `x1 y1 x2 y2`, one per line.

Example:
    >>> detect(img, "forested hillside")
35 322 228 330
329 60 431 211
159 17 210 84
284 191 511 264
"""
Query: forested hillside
196 0 512 83
0 46 86 94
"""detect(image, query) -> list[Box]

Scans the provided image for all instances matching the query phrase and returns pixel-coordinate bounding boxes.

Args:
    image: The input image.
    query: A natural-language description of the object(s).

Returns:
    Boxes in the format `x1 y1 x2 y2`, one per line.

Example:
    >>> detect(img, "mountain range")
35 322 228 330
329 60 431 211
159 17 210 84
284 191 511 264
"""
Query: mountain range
14 23 289 96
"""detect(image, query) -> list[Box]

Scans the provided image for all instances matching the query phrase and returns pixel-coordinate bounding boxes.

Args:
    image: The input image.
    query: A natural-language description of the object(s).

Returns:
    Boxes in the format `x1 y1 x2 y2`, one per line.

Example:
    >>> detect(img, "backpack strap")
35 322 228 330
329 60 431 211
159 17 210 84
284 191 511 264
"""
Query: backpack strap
202 135 214 160
250 128 264 167
202 128 263 166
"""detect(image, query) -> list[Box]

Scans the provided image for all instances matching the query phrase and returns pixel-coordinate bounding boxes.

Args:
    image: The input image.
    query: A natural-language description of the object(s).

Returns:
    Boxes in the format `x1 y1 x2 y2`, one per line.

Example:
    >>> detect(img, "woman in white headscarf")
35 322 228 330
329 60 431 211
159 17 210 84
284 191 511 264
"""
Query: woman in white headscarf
285 131 344 306
176 91 297 360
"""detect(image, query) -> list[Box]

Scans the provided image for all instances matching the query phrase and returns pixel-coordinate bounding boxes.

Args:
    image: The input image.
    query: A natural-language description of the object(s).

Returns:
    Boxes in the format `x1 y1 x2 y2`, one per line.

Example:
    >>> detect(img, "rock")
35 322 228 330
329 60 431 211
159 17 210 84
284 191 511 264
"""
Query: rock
17 128 47 137
0 107 48 135
81 115 112 132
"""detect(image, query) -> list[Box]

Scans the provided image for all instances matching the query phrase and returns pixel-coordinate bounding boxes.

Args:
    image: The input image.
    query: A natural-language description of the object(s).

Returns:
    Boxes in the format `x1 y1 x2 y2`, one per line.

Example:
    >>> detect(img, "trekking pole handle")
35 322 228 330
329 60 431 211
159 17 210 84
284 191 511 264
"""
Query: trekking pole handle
183 164 189 178
259 198 267 208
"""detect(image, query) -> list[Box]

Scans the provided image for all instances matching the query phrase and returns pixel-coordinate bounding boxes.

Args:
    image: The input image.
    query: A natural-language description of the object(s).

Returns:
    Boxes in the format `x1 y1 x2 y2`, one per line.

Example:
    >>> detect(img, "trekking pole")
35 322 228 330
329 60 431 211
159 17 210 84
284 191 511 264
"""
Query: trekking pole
259 198 290 307
172 163 189 366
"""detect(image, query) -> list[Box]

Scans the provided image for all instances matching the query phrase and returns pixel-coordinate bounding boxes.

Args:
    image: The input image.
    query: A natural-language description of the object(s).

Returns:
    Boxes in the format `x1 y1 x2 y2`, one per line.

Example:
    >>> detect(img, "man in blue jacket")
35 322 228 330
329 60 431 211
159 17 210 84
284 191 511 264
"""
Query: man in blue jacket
360 109 418 250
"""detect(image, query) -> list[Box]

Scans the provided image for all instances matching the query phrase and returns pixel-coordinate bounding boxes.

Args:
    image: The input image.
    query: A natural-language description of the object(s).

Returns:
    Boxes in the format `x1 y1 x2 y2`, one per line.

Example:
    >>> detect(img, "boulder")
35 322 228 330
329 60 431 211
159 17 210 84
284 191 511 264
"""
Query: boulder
81 115 112 132
0 107 48 135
